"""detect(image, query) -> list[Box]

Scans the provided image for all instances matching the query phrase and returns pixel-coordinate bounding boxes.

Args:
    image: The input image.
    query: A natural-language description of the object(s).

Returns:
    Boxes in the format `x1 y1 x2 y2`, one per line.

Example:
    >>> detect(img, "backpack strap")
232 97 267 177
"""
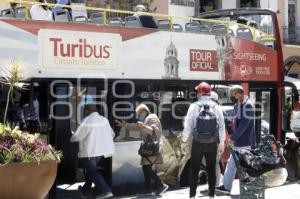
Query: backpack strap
151 126 157 141
209 102 217 112
194 101 216 111
193 102 203 112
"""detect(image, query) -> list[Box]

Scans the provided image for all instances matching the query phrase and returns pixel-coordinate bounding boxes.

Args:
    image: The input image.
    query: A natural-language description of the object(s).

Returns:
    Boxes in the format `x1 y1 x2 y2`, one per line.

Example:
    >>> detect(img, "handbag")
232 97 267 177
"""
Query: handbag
138 129 160 157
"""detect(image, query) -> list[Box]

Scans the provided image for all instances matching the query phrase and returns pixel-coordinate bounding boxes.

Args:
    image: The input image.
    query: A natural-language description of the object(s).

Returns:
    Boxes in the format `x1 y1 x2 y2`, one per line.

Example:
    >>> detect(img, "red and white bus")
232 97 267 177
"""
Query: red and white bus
0 2 286 196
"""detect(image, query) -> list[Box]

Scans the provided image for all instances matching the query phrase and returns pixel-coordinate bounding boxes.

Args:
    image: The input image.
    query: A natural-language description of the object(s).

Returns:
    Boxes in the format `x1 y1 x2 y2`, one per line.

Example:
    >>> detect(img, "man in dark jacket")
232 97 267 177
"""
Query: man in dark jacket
216 85 256 194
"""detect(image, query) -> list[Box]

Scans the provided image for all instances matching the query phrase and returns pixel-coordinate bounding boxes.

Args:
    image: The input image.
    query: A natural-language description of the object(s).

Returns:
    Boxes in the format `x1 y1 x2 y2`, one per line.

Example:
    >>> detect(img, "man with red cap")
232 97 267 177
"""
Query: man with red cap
182 82 225 199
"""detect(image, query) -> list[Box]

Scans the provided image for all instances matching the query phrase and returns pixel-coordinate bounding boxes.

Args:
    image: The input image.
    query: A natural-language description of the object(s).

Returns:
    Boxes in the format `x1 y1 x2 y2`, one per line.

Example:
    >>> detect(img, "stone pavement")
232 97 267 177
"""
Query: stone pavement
57 180 300 199
117 180 300 199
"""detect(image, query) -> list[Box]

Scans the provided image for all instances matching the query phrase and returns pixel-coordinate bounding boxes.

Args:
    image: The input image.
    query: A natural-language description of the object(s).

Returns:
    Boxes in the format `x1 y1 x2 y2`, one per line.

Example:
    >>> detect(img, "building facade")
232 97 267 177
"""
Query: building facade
149 0 195 27
279 0 300 78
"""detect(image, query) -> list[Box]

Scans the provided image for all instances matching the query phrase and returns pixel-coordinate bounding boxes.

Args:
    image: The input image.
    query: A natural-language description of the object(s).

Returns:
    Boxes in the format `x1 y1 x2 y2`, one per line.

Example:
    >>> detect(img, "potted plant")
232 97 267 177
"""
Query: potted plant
0 60 62 199
0 124 62 199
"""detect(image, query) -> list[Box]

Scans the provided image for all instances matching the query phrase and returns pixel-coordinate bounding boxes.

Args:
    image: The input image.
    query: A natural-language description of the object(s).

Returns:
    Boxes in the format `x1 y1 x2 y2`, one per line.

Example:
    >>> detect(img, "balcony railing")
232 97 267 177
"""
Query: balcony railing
282 26 300 45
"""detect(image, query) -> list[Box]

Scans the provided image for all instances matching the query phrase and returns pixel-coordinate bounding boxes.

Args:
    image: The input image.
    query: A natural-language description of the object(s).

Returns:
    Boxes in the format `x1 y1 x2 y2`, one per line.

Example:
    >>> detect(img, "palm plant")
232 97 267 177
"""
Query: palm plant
0 61 62 165
0 59 28 124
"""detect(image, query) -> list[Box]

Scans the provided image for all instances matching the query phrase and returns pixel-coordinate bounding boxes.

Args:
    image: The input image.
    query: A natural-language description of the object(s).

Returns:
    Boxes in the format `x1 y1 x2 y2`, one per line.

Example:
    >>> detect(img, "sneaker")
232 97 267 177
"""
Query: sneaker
156 183 169 195
215 185 230 195
78 185 88 199
141 192 155 197
200 188 208 194
95 191 113 199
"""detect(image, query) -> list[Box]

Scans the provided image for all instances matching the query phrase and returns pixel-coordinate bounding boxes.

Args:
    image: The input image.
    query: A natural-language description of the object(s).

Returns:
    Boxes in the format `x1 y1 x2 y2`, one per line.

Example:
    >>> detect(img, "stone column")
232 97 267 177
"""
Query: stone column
194 0 200 16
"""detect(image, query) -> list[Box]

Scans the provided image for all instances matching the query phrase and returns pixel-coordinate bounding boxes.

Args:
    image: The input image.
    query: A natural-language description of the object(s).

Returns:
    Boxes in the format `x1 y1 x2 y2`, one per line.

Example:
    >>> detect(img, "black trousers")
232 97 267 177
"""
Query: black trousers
21 120 41 134
190 141 217 197
142 164 163 192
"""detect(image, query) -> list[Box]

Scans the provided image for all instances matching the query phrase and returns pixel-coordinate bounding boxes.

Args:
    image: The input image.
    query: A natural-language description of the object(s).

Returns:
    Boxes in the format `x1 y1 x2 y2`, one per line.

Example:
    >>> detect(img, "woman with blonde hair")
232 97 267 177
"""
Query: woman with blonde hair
116 104 168 196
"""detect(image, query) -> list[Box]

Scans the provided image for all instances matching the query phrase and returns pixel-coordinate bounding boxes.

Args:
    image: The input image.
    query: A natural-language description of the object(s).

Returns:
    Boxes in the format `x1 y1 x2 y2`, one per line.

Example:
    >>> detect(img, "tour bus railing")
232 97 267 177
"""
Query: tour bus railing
2 0 275 42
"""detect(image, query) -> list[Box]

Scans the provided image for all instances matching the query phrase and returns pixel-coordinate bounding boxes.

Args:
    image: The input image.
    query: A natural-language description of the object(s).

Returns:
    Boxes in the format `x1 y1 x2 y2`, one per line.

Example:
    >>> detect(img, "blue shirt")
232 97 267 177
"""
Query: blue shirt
230 96 256 147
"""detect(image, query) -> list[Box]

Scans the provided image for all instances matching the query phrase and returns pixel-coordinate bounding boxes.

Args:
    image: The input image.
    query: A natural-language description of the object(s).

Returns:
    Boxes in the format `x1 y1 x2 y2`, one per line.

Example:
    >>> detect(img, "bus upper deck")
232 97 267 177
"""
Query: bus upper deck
1 1 275 41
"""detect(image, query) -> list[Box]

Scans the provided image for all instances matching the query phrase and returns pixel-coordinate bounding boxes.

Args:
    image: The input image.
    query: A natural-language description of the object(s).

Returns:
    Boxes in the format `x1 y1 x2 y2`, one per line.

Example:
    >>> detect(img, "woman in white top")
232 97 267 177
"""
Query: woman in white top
30 0 53 21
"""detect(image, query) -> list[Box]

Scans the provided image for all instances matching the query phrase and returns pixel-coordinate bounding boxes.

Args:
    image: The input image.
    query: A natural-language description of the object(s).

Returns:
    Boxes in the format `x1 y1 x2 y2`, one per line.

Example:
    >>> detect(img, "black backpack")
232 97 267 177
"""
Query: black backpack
193 103 219 144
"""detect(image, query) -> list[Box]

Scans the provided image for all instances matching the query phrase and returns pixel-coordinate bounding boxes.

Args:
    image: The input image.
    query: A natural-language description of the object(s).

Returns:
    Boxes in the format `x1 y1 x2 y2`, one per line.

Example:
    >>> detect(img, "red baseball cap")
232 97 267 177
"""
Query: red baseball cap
195 82 211 95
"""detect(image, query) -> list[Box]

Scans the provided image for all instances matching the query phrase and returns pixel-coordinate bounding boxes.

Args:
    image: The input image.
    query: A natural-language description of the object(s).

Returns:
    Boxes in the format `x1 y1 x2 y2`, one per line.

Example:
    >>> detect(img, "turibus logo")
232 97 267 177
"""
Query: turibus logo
49 38 111 59
39 29 120 70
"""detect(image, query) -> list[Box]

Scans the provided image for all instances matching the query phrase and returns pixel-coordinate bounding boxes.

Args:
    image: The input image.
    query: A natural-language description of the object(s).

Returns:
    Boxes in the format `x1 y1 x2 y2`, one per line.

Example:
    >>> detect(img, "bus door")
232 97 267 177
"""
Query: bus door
50 80 111 185
111 80 192 193
249 86 277 142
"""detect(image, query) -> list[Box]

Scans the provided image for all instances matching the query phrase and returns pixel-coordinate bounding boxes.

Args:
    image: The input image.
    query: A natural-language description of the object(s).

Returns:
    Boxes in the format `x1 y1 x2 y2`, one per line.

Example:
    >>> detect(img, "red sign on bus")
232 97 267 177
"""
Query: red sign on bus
226 37 278 81
189 49 218 72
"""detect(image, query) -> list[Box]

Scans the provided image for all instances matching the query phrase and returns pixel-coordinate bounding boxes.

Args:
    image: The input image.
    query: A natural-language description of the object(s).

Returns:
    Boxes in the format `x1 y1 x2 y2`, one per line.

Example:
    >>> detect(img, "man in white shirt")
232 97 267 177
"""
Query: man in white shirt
182 82 225 199
30 0 53 21
71 104 115 199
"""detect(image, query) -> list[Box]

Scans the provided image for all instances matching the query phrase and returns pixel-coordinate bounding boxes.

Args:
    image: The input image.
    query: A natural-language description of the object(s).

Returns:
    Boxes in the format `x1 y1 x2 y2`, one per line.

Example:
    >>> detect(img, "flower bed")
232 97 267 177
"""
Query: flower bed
0 123 61 164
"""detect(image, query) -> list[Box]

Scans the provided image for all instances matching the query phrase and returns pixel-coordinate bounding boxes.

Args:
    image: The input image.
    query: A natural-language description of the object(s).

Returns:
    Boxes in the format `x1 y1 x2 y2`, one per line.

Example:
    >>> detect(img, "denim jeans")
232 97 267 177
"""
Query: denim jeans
223 146 251 191
216 152 222 186
79 156 111 194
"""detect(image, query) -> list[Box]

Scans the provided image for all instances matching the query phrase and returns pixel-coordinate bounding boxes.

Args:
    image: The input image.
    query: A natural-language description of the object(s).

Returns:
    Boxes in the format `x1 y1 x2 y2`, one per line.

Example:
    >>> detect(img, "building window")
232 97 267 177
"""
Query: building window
288 1 296 28
199 0 216 13
171 0 195 7
240 0 259 8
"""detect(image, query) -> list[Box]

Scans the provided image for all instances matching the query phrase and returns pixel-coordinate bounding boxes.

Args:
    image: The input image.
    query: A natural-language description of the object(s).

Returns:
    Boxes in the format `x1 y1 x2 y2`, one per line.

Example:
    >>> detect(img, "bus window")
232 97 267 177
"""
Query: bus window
249 91 256 104
212 84 232 105
69 85 104 132
249 88 278 142
113 81 191 142
262 91 271 134
259 15 274 35
113 82 152 142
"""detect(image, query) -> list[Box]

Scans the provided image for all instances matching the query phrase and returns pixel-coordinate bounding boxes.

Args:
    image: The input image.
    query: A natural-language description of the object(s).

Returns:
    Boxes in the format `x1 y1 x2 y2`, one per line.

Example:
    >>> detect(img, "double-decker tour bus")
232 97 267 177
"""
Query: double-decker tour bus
0 0 287 197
